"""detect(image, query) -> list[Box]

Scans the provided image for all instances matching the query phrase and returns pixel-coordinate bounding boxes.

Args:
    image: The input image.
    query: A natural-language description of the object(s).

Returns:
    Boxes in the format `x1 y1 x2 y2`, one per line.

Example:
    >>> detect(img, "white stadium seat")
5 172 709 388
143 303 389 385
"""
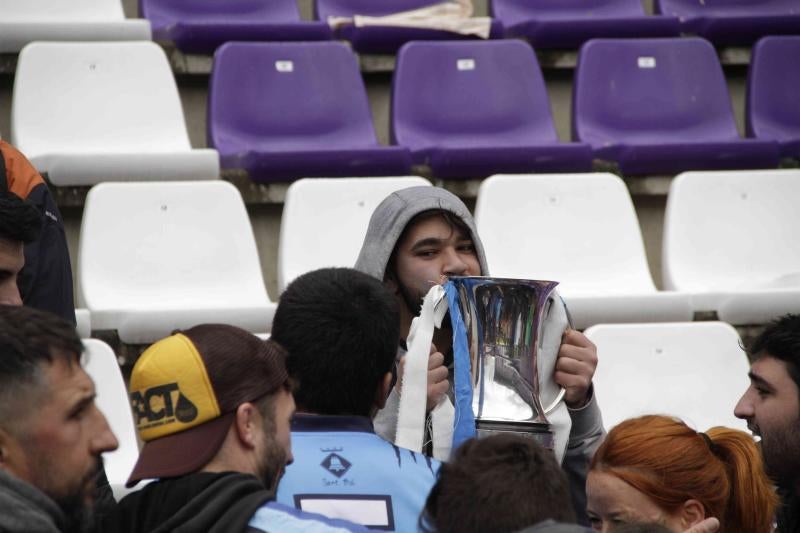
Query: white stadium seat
12 41 218 186
475 173 692 329
75 308 91 339
278 176 431 292
663 169 800 325
585 322 749 432
0 0 150 53
81 338 141 501
79 181 274 343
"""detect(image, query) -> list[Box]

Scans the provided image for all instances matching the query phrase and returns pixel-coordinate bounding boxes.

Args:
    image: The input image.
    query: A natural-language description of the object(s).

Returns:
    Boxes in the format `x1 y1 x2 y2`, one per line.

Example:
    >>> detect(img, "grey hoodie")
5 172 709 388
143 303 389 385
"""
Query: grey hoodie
355 185 604 525
0 470 65 532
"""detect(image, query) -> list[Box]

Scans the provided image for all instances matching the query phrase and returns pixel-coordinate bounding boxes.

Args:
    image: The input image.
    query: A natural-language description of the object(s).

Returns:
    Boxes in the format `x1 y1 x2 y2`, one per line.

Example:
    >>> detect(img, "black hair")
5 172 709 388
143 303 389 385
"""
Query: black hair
749 313 800 393
271 268 400 417
420 434 576 533
0 191 42 244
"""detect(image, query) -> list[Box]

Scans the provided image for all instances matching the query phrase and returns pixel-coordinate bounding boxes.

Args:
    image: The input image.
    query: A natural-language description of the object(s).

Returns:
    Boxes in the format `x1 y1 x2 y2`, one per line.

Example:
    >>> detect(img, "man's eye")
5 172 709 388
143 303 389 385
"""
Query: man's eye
458 243 475 253
756 388 770 398
416 250 437 258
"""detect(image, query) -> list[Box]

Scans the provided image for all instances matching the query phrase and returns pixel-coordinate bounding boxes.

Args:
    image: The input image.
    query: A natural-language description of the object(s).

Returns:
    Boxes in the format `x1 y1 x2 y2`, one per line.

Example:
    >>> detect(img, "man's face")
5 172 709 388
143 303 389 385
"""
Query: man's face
389 214 481 317
1 354 118 522
735 354 800 485
0 237 24 306
256 388 295 490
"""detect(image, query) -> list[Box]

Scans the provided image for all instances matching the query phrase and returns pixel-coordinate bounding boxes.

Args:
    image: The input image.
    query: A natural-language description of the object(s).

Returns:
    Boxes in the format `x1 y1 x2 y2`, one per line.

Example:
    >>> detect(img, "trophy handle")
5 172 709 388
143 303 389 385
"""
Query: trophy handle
542 387 566 416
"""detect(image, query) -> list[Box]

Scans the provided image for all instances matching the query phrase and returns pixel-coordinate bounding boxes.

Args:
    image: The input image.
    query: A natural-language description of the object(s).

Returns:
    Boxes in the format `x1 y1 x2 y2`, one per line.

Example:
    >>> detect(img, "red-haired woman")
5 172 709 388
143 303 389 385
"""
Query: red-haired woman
587 415 778 532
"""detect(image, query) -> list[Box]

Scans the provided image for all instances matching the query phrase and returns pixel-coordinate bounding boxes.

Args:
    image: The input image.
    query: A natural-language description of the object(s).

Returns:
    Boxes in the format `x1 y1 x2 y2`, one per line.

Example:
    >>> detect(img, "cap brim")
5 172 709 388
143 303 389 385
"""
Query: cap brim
126 412 235 488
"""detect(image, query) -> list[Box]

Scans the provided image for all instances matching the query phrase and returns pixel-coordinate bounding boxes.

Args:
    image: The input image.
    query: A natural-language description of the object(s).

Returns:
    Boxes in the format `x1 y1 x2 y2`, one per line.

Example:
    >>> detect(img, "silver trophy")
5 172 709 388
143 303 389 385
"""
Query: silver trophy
449 276 566 449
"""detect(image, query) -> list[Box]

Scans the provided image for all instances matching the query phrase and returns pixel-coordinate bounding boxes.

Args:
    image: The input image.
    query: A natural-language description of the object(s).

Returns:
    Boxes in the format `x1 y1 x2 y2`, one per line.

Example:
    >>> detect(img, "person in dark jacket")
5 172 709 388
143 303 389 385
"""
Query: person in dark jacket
0 140 75 324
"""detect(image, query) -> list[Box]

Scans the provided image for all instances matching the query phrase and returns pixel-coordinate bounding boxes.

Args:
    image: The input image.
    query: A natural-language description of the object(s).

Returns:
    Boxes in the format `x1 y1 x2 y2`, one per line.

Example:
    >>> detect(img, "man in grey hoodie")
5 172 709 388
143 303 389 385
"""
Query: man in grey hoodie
355 186 604 522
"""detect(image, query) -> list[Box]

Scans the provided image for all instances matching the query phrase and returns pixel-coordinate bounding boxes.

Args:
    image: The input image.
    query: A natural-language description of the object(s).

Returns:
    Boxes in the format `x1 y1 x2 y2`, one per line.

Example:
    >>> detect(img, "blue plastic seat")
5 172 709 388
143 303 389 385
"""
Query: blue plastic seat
573 38 779 175
208 42 411 183
392 40 592 179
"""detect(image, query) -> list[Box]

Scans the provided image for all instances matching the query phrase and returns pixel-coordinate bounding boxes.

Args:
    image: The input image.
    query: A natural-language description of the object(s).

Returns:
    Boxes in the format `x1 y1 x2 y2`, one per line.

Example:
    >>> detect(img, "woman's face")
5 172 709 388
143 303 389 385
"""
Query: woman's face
586 471 686 532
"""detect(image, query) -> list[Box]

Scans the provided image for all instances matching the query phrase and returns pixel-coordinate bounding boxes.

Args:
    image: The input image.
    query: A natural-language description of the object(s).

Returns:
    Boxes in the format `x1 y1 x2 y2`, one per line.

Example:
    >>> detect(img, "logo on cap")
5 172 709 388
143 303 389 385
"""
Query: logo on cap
131 383 199 430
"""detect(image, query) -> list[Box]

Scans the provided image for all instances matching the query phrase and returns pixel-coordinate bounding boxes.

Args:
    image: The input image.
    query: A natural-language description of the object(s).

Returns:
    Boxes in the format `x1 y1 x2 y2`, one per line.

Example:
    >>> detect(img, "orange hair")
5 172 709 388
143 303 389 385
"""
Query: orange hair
590 415 778 532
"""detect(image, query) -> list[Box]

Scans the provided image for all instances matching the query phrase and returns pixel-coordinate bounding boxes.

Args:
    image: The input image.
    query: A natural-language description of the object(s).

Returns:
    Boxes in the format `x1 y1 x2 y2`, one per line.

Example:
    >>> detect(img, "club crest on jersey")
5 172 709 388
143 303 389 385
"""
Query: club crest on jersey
130 383 199 430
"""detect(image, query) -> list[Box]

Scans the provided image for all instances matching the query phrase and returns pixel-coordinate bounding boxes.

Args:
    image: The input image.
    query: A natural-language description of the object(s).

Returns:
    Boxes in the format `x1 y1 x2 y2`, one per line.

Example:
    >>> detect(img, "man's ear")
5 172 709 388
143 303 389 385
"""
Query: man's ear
679 499 707 530
374 372 394 410
384 276 399 296
233 403 260 450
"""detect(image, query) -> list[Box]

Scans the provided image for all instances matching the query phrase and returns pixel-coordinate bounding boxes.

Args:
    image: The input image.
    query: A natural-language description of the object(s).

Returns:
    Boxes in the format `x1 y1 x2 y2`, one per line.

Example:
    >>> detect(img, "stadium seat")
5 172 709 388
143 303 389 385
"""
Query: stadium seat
655 0 800 46
316 0 502 55
75 308 92 339
491 0 680 49
747 36 800 159
140 0 331 55
82 338 141 501
79 181 275 344
12 42 219 187
278 176 431 292
208 42 411 183
585 322 749 432
392 40 592 179
0 0 151 53
573 38 780 176
474 173 692 329
663 169 800 325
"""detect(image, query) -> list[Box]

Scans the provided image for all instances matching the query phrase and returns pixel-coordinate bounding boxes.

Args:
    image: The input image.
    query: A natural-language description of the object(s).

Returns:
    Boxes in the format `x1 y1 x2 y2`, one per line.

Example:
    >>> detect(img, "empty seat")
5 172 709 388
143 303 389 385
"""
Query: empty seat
141 0 331 55
655 0 800 46
393 40 592 179
278 176 431 292
0 0 151 53
79 181 275 344
12 42 219 187
747 36 800 159
491 0 679 49
209 42 411 183
82 339 140 501
585 322 749 432
316 0 502 55
573 38 780 176
474 173 692 329
663 169 800 325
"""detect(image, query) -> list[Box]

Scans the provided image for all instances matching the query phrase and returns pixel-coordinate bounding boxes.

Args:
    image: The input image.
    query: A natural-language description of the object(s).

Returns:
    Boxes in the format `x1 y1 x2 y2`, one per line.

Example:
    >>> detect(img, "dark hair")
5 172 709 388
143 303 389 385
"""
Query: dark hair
385 209 475 283
749 313 800 392
420 434 576 533
0 305 82 430
0 191 42 244
271 268 400 417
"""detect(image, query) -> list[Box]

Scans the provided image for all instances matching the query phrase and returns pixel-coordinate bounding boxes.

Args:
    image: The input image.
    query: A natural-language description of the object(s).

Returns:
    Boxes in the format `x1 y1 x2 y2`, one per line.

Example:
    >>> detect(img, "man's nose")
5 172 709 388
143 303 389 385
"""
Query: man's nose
92 412 120 454
733 391 753 419
0 283 23 306
442 248 469 276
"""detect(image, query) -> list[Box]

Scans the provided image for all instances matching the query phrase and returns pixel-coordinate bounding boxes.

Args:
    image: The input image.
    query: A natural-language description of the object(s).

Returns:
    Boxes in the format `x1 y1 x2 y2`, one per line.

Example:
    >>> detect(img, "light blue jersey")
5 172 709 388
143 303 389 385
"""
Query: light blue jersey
276 415 441 532
247 501 369 532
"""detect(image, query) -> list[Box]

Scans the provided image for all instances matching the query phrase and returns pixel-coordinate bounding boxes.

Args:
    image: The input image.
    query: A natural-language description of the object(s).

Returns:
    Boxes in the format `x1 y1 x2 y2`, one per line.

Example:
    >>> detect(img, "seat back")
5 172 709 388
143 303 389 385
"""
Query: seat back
585 322 749 432
663 169 800 291
1 0 127 22
573 37 738 146
656 0 796 17
81 339 139 499
12 42 193 160
475 173 657 295
491 0 644 23
392 40 559 151
79 181 270 312
141 0 300 27
316 0 438 18
747 36 800 145
278 176 430 292
209 42 380 154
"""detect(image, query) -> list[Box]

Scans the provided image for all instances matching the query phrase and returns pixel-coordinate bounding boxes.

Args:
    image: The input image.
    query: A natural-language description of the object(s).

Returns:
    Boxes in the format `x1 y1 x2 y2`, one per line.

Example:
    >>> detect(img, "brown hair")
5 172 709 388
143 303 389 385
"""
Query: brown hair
590 415 778 532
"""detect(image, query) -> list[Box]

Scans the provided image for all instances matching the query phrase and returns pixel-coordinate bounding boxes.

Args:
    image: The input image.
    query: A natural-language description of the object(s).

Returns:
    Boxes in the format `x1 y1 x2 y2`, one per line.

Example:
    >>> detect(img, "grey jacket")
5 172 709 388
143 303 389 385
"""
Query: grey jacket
0 470 65 532
354 186 605 524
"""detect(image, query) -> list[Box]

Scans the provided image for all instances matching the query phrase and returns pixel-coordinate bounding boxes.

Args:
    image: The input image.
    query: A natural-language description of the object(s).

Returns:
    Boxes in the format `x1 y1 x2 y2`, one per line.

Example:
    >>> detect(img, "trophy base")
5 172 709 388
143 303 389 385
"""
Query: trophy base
475 419 555 451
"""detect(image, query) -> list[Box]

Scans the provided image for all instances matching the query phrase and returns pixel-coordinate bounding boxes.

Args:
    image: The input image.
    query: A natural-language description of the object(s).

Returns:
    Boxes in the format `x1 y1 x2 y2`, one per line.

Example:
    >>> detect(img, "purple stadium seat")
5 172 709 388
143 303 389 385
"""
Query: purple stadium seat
315 0 502 55
208 42 412 183
655 0 800 46
573 38 780 176
747 36 800 159
491 0 680 48
140 0 332 54
392 40 592 179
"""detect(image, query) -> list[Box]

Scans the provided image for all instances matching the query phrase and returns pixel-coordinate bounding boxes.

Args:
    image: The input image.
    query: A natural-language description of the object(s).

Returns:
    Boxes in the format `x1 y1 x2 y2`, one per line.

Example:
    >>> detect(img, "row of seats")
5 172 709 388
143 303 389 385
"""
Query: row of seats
4 0 799 54
75 170 800 346
84 319 751 498
11 37 800 185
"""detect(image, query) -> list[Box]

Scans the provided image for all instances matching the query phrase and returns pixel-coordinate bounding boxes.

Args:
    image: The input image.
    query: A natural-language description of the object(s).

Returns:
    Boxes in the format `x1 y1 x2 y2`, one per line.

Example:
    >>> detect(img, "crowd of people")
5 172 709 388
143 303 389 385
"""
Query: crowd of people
0 139 799 533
